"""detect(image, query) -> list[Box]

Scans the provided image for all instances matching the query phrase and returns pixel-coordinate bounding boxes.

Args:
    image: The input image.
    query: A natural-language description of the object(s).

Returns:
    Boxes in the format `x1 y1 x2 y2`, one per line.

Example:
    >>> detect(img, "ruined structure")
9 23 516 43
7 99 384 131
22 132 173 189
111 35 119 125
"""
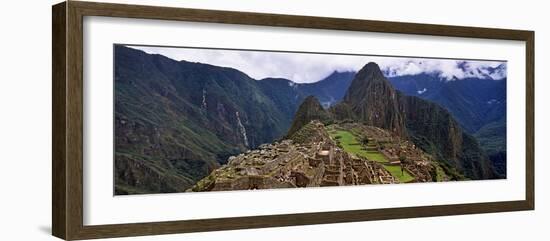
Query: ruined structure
190 121 446 192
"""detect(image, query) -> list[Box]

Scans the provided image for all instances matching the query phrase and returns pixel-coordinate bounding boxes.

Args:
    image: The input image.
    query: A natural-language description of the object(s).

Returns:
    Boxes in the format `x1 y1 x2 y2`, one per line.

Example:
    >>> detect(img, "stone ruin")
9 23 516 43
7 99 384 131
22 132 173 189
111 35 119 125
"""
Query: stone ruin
190 121 441 192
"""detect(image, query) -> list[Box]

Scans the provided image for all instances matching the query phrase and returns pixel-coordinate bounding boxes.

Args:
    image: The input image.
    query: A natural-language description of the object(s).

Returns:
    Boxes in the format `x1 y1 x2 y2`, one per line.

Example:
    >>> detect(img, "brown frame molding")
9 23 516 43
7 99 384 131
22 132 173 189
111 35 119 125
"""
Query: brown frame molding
52 1 535 240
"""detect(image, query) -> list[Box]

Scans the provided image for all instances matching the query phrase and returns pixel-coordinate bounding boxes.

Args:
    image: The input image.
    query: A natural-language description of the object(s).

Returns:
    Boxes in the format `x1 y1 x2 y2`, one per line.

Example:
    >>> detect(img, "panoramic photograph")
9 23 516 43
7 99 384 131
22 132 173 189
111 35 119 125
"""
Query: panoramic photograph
113 44 507 195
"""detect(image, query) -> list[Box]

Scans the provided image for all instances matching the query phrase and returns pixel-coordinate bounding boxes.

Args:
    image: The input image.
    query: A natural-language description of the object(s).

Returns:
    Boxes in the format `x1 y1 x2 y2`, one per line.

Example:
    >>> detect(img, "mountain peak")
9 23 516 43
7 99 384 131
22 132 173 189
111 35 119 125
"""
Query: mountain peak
302 95 321 104
342 62 406 136
343 62 395 104
359 62 384 78
346 62 388 92
363 61 381 70
286 96 331 137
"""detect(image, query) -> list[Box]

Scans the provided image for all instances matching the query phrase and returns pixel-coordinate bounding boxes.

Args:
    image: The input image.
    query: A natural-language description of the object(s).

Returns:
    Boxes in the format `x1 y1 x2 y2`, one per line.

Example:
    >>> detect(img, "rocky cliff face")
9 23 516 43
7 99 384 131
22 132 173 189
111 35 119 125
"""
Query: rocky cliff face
343 63 407 137
399 94 494 179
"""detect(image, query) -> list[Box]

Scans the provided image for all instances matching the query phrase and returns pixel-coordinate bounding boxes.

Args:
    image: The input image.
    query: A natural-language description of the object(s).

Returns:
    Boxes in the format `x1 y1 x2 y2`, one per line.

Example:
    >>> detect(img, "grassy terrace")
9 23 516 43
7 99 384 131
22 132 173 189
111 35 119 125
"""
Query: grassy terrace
328 128 415 183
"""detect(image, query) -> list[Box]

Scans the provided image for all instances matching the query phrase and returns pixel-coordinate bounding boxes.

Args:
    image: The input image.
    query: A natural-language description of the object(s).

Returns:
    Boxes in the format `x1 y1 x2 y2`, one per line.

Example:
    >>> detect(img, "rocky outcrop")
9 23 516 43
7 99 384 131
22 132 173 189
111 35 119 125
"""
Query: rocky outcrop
342 62 407 137
399 94 494 179
329 102 356 122
286 96 332 137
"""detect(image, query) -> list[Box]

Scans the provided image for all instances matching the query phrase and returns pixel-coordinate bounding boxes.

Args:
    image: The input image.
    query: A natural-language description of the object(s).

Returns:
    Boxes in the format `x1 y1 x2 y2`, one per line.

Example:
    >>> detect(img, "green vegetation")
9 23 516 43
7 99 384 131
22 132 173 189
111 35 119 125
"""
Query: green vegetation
429 162 447 182
286 96 332 137
435 165 446 182
383 165 414 183
363 152 387 163
114 45 298 194
331 130 371 158
474 119 506 154
289 121 319 144
328 128 414 183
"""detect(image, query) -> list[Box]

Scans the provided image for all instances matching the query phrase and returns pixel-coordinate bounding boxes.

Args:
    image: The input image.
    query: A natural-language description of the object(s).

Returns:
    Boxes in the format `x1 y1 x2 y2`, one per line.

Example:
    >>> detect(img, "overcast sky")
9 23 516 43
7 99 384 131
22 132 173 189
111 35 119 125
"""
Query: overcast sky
129 45 507 83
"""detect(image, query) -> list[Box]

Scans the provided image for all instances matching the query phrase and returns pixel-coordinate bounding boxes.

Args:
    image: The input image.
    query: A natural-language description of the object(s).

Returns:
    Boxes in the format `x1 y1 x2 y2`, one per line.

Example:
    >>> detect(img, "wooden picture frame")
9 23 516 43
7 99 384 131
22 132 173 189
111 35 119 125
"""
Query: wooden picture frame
52 1 534 240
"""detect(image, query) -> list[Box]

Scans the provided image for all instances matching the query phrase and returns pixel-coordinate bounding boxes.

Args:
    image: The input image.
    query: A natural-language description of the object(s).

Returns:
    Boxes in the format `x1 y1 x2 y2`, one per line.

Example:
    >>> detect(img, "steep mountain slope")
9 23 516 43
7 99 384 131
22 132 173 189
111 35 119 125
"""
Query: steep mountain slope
388 74 506 177
399 94 494 179
257 78 306 121
388 74 507 134
474 117 506 176
114 46 292 194
287 96 332 137
342 63 407 137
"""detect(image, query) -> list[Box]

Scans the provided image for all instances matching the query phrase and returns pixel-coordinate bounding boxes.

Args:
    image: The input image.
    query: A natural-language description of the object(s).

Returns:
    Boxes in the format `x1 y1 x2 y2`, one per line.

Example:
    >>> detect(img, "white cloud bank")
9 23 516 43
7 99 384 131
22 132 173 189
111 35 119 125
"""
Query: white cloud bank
383 59 507 81
129 45 507 83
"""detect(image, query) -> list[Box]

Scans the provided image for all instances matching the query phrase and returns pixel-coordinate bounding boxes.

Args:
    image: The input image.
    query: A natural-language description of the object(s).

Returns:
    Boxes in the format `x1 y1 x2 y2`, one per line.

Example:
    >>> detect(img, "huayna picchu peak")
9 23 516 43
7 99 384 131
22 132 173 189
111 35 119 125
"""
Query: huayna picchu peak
343 62 407 137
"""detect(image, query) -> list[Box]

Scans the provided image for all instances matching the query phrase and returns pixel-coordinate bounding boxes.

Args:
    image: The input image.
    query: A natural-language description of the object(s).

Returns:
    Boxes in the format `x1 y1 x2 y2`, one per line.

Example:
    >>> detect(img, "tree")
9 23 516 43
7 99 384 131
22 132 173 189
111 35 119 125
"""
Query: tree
399 154 406 163
399 155 406 176
360 137 369 145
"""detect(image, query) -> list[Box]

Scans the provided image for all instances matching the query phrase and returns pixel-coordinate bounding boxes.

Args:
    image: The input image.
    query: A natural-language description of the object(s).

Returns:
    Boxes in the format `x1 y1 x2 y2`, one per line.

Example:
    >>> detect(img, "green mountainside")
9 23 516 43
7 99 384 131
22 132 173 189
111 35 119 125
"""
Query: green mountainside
474 117 506 176
115 46 291 194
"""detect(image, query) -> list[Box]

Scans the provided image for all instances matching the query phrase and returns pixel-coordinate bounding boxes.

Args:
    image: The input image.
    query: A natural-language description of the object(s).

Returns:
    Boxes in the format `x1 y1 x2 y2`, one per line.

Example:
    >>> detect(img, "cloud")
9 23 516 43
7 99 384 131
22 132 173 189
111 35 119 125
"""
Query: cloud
383 59 507 81
129 45 507 83
417 88 428 95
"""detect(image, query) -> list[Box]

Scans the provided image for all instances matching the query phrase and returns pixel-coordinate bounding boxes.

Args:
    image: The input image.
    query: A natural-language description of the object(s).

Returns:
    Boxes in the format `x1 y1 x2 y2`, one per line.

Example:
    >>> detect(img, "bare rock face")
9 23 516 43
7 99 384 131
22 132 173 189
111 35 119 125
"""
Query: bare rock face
399 94 495 179
343 62 407 137
329 102 356 122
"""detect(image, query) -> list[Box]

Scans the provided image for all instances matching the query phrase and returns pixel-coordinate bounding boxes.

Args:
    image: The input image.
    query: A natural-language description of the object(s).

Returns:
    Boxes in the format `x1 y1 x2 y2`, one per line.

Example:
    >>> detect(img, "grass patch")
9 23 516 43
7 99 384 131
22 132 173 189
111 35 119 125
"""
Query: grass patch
330 130 375 158
363 152 387 163
382 164 415 183
328 129 414 183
